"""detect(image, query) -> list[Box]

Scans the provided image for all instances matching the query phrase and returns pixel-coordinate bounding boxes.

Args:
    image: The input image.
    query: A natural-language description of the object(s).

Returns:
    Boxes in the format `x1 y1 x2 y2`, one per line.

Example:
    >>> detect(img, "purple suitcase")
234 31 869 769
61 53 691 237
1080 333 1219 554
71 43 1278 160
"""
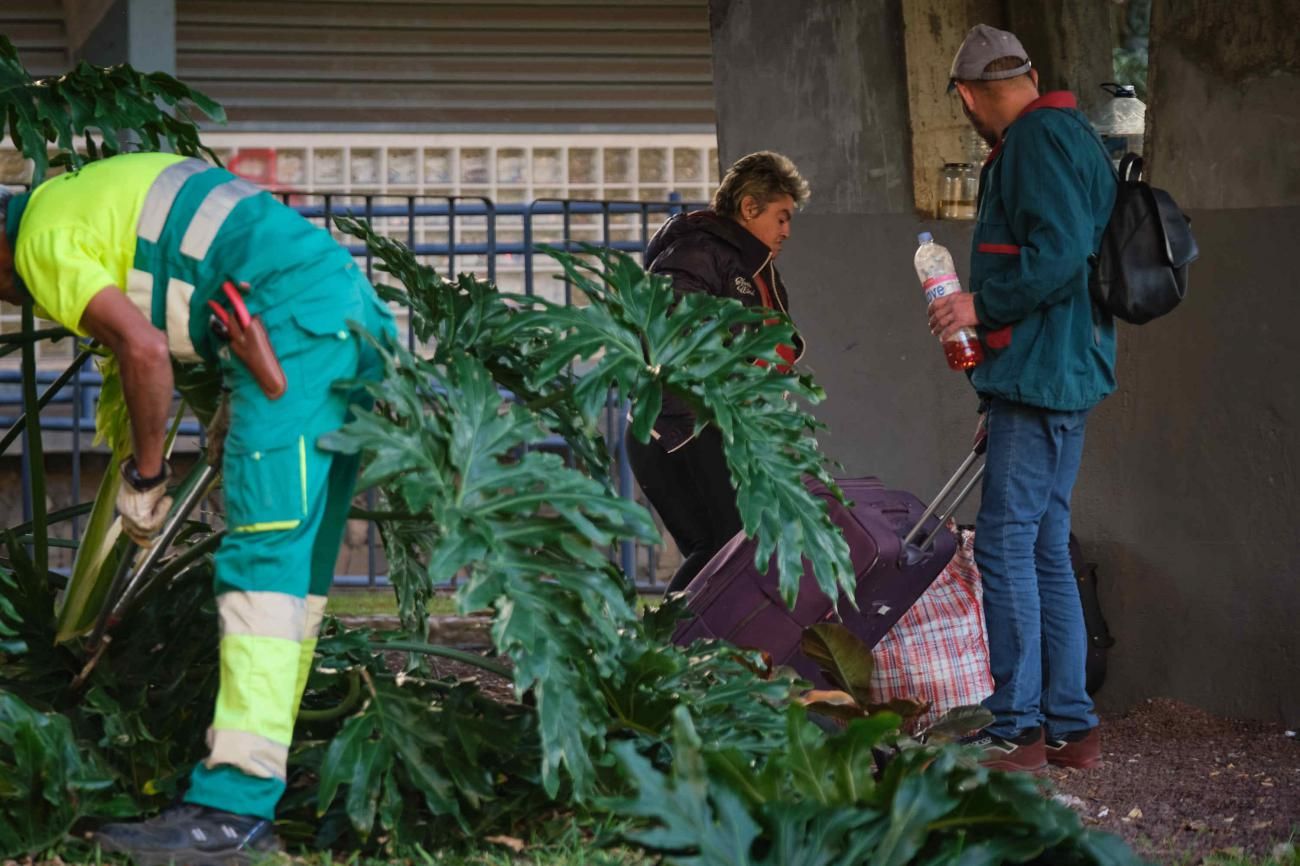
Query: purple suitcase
671 446 985 686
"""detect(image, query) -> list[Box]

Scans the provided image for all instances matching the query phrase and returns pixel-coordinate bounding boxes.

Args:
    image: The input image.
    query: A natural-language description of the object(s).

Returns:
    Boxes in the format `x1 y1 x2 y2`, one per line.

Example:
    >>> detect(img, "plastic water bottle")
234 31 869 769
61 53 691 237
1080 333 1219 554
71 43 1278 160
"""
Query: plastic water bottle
1092 82 1146 166
914 232 983 371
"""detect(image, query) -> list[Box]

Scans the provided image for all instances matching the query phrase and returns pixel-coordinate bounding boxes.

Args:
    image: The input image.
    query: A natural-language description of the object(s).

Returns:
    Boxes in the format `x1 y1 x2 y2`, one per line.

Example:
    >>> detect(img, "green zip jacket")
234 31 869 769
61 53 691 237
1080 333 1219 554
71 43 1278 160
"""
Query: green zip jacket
969 91 1117 411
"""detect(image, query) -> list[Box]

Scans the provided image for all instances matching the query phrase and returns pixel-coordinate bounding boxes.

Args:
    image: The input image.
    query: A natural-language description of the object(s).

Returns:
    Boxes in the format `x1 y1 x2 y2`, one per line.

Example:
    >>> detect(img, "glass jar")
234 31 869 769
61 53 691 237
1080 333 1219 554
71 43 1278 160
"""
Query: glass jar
939 163 978 220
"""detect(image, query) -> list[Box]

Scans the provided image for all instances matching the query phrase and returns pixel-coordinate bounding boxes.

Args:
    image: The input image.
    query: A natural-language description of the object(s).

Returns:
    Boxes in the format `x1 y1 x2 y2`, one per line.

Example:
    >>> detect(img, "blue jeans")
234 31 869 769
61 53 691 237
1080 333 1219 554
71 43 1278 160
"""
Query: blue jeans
975 398 1098 739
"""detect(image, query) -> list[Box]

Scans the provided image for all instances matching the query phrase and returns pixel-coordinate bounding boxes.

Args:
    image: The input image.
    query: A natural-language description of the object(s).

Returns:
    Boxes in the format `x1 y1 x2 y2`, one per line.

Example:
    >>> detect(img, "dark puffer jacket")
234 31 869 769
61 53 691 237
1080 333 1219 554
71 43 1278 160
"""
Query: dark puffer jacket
643 210 805 451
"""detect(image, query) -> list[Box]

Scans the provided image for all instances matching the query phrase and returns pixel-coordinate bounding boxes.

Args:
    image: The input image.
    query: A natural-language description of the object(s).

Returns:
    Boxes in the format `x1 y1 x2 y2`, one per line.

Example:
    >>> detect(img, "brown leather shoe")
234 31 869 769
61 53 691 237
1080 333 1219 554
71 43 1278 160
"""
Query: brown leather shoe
963 727 1047 772
1045 727 1101 769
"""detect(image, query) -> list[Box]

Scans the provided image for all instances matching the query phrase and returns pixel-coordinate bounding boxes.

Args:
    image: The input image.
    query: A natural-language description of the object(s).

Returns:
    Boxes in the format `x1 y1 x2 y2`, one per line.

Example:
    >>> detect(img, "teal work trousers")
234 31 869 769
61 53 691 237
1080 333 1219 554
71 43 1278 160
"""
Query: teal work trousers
184 262 394 819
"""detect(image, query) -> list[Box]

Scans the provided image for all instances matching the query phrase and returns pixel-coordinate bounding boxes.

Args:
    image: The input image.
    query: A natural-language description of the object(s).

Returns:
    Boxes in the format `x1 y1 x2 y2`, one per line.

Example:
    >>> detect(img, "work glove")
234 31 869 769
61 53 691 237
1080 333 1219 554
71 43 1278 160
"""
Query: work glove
117 458 173 547
206 396 231 469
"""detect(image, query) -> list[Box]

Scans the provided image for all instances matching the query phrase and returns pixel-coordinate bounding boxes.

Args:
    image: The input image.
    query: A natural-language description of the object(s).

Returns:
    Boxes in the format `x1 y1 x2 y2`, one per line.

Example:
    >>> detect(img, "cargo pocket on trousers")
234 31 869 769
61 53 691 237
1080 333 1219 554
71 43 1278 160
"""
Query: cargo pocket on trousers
223 436 309 534
286 304 363 393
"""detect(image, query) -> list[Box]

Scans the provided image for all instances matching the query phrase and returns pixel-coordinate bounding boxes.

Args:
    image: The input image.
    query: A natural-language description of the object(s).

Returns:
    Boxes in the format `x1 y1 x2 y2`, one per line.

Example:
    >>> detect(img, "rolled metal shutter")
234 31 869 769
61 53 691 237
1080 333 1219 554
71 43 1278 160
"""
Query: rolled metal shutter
1 1 68 77
176 0 715 130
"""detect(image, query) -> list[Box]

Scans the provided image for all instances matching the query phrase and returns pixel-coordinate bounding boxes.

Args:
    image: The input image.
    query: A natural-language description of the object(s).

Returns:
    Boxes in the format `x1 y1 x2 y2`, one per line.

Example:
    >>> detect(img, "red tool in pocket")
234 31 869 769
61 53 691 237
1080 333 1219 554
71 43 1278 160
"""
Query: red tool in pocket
208 280 287 400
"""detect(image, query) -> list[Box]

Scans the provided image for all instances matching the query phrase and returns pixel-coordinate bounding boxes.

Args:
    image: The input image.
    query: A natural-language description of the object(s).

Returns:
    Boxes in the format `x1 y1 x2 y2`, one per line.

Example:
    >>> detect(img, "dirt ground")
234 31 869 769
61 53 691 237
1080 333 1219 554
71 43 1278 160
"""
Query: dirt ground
1048 698 1299 863
424 655 1298 865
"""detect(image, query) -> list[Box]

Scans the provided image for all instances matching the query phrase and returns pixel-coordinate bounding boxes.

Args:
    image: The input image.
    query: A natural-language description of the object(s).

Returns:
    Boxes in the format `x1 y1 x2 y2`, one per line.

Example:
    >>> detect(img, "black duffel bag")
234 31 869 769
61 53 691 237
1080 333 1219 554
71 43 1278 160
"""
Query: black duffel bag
1069 533 1116 695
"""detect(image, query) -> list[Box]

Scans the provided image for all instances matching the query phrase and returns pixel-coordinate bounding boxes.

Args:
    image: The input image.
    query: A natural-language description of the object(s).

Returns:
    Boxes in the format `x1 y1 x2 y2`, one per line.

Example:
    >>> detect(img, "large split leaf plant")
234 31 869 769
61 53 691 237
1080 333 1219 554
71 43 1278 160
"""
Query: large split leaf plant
0 41 1142 864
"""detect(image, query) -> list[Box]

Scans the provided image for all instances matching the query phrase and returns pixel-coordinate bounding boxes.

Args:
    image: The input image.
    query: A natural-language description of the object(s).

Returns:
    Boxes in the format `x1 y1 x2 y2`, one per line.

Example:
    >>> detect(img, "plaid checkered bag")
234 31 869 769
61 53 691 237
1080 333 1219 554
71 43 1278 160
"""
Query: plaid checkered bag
869 525 992 731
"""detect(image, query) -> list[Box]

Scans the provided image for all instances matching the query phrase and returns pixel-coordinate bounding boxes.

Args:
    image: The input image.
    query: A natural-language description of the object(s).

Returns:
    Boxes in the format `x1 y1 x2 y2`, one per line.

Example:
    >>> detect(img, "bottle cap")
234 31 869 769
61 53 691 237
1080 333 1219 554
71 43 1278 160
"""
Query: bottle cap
917 232 933 244
1101 82 1137 99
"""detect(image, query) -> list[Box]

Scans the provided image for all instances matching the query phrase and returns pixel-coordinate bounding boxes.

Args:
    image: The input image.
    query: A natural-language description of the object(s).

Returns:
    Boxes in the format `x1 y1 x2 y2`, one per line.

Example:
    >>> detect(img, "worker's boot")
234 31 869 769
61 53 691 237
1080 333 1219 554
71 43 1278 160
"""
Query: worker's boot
94 803 282 866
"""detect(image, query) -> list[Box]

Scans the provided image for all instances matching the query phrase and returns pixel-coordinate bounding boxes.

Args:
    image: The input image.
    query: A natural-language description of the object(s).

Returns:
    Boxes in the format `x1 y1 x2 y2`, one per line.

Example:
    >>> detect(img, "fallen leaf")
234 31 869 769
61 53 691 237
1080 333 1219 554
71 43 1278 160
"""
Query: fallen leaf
1185 819 1208 832
796 689 858 708
1252 819 1274 830
1223 816 1236 824
485 835 526 853
1098 807 1110 819
1127 807 1143 820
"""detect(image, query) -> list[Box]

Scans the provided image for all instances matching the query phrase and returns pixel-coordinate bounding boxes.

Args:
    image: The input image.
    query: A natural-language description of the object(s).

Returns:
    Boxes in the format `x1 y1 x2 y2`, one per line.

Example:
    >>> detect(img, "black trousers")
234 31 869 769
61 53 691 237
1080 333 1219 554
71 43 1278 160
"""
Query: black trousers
625 425 743 594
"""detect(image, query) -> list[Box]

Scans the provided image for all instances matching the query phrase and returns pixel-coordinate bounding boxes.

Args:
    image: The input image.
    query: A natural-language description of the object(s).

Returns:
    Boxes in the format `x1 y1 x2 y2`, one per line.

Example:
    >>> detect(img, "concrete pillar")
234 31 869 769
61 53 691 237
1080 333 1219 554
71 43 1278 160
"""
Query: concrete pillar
66 0 175 74
707 0 1300 725
1005 0 1113 116
1074 0 1300 724
900 0 1002 217
1144 0 1300 208
706 0 985 513
707 0 914 215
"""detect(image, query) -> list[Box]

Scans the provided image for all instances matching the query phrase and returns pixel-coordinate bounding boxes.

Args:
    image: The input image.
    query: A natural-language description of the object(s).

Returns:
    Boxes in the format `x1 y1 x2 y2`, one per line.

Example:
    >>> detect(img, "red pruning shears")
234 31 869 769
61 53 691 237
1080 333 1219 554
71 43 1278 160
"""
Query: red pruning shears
207 280 251 340
204 278 288 400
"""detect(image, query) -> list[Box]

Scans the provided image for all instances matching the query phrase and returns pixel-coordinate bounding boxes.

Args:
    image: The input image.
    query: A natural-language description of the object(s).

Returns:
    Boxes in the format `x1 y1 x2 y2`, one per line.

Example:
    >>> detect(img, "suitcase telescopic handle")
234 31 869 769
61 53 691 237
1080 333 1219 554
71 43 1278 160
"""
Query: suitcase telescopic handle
899 432 988 565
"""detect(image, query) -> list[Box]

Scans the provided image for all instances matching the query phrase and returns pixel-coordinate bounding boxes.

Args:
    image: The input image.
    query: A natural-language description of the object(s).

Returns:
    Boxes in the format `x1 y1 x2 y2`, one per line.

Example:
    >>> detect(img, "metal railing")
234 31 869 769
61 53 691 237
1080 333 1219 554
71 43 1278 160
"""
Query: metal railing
1 193 706 589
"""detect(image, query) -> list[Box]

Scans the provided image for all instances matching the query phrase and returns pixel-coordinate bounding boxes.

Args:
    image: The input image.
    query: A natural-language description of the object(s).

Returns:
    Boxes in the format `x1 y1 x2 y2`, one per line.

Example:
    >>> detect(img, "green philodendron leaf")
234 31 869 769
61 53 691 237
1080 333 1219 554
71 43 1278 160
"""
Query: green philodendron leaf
864 698 929 728
0 693 115 858
825 715 898 803
0 36 223 183
171 360 224 428
1078 831 1151 866
0 543 75 705
759 801 885 866
919 705 995 745
534 245 854 610
343 726 393 836
332 217 609 476
870 761 961 866
318 712 383 835
783 703 837 805
323 336 656 799
799 623 875 705
55 398 194 644
607 707 762 865
92 353 132 458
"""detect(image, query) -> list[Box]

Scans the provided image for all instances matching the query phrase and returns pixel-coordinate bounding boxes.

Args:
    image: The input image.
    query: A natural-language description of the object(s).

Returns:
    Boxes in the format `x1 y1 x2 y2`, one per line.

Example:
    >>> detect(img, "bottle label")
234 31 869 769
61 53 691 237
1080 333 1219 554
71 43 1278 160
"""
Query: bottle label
922 273 961 305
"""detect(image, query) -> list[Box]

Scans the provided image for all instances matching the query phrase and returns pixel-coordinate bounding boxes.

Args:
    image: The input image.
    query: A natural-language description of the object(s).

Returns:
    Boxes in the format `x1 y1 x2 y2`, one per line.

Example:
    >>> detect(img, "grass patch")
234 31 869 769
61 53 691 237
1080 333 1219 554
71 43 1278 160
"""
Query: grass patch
1197 845 1299 866
44 819 652 866
326 590 663 619
325 590 458 618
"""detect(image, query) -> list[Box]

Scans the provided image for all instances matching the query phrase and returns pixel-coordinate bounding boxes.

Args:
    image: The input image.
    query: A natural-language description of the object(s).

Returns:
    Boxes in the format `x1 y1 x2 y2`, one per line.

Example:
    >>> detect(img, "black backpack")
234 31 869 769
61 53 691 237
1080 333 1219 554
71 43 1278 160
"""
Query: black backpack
1089 153 1199 324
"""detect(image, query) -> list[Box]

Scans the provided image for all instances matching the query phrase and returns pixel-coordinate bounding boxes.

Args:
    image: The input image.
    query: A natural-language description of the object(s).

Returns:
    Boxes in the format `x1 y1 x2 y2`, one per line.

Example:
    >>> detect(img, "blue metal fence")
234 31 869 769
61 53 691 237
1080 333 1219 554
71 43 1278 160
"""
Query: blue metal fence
1 193 706 589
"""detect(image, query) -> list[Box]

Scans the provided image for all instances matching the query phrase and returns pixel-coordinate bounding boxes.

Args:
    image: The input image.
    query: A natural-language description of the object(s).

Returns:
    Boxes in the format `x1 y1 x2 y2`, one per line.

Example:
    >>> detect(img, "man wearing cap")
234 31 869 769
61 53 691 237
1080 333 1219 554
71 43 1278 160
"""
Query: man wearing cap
926 25 1117 773
0 152 395 862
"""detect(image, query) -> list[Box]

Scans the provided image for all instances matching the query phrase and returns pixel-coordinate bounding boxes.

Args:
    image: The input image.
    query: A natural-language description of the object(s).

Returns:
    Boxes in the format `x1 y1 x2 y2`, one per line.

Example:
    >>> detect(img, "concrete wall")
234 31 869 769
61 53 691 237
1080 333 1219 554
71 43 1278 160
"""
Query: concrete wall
73 0 175 73
709 0 914 214
1076 0 1300 723
707 0 980 512
708 0 1300 724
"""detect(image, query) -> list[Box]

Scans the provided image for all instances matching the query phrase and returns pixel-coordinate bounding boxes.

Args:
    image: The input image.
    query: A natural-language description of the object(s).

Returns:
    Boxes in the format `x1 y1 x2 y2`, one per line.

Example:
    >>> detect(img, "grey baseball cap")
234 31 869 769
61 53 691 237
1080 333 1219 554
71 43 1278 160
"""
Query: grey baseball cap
948 24 1032 90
